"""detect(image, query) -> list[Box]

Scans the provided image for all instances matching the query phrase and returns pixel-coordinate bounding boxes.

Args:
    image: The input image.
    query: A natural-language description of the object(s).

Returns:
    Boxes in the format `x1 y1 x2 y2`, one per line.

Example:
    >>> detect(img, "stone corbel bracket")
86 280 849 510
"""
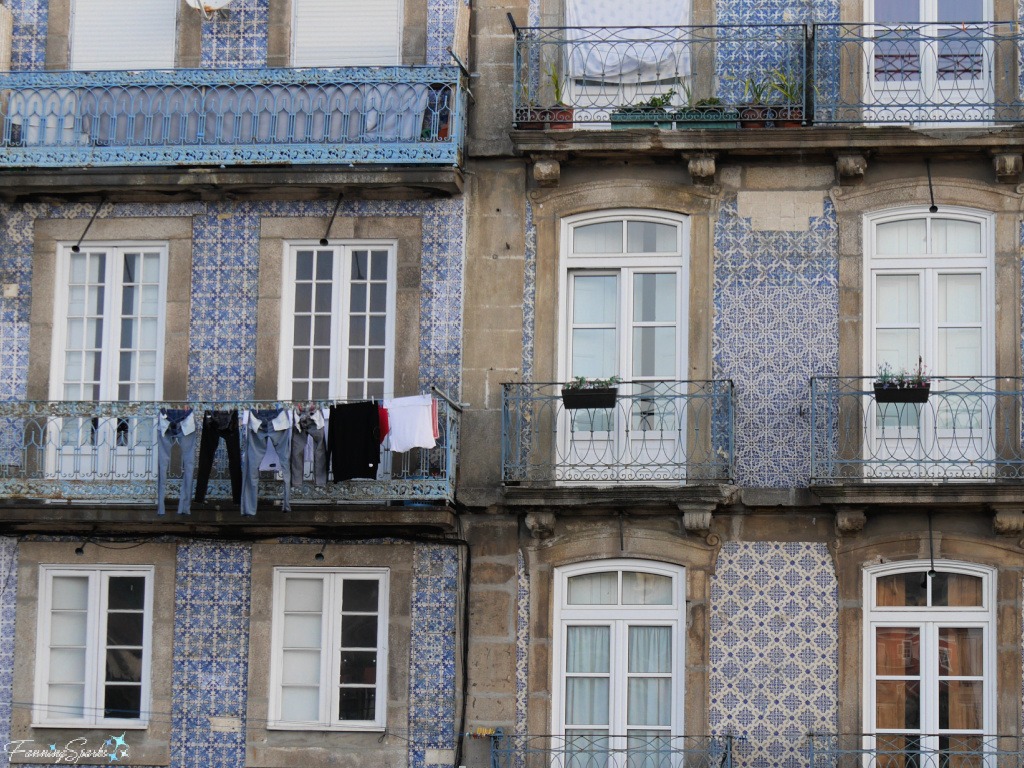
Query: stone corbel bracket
991 152 1023 184
678 503 716 535
685 154 717 186
836 153 868 185
524 510 556 539
835 507 867 536
991 505 1024 537
531 153 567 188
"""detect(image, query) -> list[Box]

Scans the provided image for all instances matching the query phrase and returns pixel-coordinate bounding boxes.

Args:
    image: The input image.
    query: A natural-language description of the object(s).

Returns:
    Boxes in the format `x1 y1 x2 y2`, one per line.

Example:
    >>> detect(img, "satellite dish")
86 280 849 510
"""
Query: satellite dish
184 0 232 19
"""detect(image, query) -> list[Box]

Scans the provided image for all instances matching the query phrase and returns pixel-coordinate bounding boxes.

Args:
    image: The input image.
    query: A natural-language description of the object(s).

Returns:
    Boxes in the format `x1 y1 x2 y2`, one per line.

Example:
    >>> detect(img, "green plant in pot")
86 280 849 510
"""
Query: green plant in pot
610 89 677 129
767 66 805 127
673 86 740 129
545 62 574 129
515 62 574 130
737 75 773 128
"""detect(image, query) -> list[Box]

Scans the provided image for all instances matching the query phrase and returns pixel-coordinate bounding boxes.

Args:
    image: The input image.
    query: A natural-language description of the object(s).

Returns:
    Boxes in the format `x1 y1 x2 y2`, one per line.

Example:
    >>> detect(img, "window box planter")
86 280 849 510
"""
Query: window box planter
672 106 740 129
774 105 805 128
517 107 574 130
873 383 931 403
740 106 771 128
561 387 618 410
610 108 672 129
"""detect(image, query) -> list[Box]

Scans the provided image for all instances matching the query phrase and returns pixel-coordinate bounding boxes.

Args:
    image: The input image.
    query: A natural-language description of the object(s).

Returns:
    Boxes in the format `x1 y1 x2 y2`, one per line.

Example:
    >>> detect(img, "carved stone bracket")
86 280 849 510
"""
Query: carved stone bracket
687 155 716 186
991 506 1024 537
992 153 1023 184
835 507 867 536
836 153 868 185
533 157 560 187
678 504 715 535
525 511 556 539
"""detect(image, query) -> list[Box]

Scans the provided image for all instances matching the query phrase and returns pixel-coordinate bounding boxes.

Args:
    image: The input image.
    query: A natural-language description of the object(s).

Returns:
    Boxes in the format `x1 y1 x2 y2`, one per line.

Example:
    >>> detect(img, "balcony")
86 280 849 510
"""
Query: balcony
509 21 1024 158
501 380 734 492
808 734 1024 768
0 65 466 170
809 377 1024 484
490 733 733 768
0 395 460 511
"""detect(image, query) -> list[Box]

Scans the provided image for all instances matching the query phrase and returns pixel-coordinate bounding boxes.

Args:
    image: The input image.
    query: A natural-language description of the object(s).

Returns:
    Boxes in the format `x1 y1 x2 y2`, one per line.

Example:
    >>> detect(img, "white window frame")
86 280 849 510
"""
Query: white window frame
48 241 169 403
268 567 390 731
290 0 403 67
33 565 154 729
551 559 686 740
277 240 397 401
862 560 996 745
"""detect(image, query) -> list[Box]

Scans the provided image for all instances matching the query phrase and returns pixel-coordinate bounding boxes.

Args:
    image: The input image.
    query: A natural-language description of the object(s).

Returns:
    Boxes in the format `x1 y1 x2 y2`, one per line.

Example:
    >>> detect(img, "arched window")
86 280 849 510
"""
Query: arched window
863 561 995 758
552 560 686 753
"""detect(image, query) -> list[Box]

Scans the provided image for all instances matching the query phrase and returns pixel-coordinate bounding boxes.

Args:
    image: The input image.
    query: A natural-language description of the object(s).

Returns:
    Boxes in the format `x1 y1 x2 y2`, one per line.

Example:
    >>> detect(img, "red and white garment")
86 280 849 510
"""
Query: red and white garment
381 394 438 452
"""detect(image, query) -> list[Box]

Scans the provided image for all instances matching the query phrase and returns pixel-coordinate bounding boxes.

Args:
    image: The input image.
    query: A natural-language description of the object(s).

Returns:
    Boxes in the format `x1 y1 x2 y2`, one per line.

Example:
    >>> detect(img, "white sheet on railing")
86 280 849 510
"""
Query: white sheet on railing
565 0 691 83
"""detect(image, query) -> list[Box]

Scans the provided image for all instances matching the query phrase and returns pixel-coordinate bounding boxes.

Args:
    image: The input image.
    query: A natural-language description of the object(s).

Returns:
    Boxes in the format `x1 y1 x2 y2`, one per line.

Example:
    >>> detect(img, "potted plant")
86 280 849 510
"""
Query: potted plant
873 358 931 403
561 376 622 410
673 96 740 129
611 89 676 129
515 63 574 130
767 66 805 128
546 62 574 130
738 76 772 128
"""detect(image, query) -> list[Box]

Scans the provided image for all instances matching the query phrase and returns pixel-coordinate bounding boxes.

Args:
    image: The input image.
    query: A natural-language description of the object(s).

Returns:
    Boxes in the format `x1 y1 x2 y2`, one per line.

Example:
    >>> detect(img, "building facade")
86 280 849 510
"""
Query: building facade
0 0 1022 766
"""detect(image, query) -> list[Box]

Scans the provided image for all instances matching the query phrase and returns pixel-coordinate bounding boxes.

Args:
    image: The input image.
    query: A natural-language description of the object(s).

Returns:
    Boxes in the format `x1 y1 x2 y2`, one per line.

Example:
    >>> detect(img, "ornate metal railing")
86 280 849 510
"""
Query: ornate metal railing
501 380 734 485
0 394 460 504
0 66 467 168
511 20 1024 128
813 22 1024 124
809 377 1024 483
490 733 733 768
808 734 1024 768
511 21 809 128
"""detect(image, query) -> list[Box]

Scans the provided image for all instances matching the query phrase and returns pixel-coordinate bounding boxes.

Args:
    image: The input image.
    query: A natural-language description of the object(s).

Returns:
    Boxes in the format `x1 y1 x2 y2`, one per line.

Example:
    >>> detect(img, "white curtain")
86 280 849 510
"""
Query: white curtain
565 0 692 83
568 572 617 604
622 572 672 605
627 626 671 726
566 626 610 725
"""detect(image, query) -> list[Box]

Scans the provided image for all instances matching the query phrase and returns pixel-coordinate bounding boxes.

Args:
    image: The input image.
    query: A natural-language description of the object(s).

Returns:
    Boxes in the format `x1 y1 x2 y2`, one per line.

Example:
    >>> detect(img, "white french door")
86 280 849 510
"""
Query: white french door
49 245 167 481
865 0 992 123
867 212 992 478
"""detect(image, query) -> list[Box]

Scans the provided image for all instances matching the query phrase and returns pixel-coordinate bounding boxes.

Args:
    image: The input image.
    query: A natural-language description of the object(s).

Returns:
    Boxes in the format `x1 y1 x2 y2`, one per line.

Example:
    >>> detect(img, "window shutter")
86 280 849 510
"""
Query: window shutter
292 0 401 67
70 0 177 70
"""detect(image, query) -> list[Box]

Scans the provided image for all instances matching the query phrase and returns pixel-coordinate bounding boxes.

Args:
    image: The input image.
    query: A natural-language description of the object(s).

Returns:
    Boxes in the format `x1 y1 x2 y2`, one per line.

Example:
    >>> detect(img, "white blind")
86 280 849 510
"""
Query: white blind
70 0 177 70
293 0 401 67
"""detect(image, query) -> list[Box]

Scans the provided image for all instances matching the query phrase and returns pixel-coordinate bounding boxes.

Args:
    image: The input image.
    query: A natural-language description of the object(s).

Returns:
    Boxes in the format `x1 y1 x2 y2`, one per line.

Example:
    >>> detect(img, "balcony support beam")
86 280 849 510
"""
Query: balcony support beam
835 506 867 536
991 505 1024 536
836 153 868 185
532 157 560 187
992 152 1023 184
678 503 716 535
687 154 716 186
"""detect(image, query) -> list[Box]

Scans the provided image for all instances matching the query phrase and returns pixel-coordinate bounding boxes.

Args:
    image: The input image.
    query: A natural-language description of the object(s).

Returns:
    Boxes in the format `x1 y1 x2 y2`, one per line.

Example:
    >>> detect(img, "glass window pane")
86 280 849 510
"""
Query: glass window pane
338 688 375 721
633 273 675 323
52 576 89 609
572 329 616 379
339 651 377 684
567 572 617 605
292 349 310 379
108 577 145 610
51 612 88 646
282 649 322 685
369 284 387 313
938 328 981 377
103 685 141 719
573 275 617 324
574 222 623 253
369 316 386 346
876 329 921 372
566 731 610 768
347 349 365 379
49 648 87 683
876 680 920 729
876 275 920 323
314 283 332 313
933 220 982 254
350 284 366 313
627 678 671 726
876 627 920 675
370 251 388 280
566 626 610 672
939 681 984 730
342 580 379 613
283 614 322 648
294 283 313 312
877 220 926 255
105 648 142 682
628 626 671 672
938 627 983 676
938 274 982 323
633 327 675 378
874 0 920 22
622 572 672 605
48 684 85 716
284 579 323 612
351 251 368 280
877 573 928 606
280 686 320 721
566 678 609 725
938 0 982 22
293 316 311 346
932 573 983 607
348 316 366 346
341 614 377 648
627 222 676 253
315 251 333 280
106 613 143 647
296 251 314 281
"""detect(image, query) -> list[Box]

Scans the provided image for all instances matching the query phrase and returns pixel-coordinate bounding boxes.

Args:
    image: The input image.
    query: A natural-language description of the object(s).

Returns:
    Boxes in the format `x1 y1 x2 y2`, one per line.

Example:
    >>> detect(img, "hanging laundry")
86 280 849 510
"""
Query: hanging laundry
241 408 292 515
377 402 390 445
291 404 328 488
194 410 242 505
156 408 196 516
382 394 437 452
329 401 381 480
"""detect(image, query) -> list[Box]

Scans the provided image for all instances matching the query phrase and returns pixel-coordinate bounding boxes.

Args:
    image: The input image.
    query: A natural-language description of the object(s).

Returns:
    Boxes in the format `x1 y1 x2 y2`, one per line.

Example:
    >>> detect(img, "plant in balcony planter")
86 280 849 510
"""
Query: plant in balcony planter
673 91 740 129
735 76 773 128
873 358 931 403
561 376 622 410
767 66 805 127
611 89 677 129
515 63 574 130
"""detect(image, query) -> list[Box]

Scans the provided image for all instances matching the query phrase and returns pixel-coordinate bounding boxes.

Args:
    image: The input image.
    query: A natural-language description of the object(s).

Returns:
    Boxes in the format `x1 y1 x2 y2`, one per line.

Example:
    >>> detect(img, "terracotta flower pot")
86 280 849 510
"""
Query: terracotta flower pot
741 106 770 128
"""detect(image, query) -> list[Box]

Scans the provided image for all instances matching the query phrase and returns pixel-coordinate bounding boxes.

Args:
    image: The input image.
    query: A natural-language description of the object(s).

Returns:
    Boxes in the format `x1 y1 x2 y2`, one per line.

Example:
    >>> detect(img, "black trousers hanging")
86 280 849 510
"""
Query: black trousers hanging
194 409 243 503
329 402 381 481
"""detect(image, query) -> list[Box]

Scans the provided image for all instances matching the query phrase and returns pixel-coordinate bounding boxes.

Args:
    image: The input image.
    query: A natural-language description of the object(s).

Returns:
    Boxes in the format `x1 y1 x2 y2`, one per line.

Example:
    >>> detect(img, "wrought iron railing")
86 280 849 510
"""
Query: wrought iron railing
813 22 1024 124
0 393 460 504
809 376 1024 483
511 21 809 128
0 66 467 168
808 734 1024 768
490 732 733 768
511 20 1024 128
501 380 734 485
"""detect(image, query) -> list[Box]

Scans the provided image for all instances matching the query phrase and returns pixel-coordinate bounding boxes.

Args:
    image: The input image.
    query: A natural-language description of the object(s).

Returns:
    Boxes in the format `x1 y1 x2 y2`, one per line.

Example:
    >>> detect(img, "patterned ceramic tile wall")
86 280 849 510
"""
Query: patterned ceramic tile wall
521 200 537 382
408 544 460 767
713 194 838 487
514 549 529 737
0 197 465 403
171 542 251 768
7 0 46 72
709 542 839 768
200 0 268 69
